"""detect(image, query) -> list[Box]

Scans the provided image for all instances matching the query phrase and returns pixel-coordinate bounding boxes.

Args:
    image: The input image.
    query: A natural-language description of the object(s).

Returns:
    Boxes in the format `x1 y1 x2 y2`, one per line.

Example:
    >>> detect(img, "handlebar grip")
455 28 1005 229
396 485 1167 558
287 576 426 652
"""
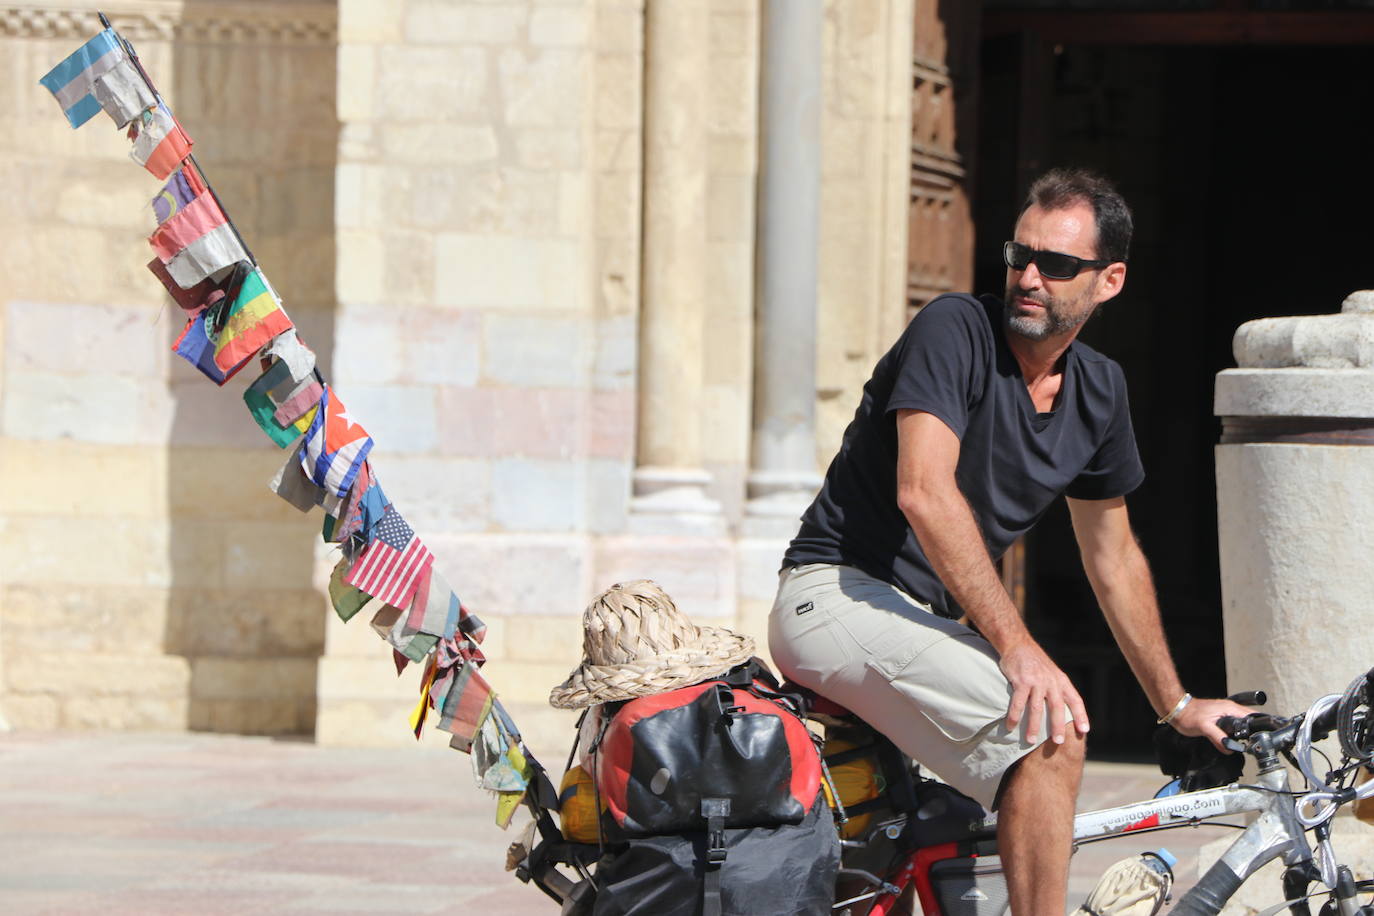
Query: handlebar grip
1310 700 1341 737
1228 690 1267 707
1217 716 1246 738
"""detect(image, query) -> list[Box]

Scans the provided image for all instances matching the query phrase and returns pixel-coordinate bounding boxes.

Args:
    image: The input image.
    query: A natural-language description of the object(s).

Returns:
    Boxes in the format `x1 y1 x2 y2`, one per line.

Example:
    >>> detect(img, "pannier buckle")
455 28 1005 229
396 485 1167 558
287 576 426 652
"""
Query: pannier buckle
702 797 731 865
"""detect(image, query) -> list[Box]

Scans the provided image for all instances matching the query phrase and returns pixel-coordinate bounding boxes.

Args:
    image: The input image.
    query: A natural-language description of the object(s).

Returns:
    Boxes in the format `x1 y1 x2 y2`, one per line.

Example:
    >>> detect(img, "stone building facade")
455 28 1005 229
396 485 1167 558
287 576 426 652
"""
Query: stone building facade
0 0 920 757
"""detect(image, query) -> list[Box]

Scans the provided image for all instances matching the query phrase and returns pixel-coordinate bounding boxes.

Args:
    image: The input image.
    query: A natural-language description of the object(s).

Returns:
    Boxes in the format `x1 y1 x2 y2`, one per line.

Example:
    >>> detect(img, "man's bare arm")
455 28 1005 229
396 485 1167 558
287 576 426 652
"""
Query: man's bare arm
1067 495 1250 749
896 408 1089 743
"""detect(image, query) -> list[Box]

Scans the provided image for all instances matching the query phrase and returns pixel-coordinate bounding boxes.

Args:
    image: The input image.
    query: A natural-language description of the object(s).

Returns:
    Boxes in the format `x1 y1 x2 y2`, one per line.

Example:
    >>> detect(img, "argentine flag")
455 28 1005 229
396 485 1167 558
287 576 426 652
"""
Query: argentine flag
39 29 125 129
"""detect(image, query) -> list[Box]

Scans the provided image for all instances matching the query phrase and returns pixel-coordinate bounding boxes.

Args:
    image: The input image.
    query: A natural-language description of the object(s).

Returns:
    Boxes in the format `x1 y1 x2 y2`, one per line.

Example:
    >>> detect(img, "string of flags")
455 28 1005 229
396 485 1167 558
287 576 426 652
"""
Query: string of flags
41 16 535 828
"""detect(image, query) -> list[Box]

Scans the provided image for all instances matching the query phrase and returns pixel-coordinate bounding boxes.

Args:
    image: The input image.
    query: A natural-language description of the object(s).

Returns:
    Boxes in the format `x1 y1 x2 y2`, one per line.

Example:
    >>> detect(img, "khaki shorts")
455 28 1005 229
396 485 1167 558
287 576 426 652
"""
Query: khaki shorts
768 563 1051 810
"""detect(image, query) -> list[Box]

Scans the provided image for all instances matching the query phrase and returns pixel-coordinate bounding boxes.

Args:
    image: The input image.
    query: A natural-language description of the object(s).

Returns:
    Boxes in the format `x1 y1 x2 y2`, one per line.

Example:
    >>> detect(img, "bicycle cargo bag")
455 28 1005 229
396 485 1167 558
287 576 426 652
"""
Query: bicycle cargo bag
596 660 821 835
589 660 838 915
591 795 838 916
927 854 1011 916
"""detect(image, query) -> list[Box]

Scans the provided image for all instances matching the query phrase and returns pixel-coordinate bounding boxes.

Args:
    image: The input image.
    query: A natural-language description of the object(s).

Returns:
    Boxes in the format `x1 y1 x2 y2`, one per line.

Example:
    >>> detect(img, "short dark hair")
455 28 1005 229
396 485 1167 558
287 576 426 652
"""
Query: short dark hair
1020 168 1133 263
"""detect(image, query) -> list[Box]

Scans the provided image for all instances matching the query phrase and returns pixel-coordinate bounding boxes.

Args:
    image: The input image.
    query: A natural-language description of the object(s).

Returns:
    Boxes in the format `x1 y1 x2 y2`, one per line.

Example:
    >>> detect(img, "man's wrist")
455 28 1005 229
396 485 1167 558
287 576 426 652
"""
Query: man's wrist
1158 692 1192 725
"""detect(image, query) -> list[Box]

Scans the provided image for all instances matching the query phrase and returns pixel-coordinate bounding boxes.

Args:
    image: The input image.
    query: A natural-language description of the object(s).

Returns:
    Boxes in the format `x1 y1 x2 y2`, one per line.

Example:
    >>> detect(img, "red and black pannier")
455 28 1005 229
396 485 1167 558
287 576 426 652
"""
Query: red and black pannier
587 660 839 916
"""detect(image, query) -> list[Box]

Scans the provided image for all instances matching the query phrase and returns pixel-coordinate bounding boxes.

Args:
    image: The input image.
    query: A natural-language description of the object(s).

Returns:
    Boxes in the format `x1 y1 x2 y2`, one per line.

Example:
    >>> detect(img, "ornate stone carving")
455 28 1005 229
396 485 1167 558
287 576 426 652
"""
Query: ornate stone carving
2 2 335 44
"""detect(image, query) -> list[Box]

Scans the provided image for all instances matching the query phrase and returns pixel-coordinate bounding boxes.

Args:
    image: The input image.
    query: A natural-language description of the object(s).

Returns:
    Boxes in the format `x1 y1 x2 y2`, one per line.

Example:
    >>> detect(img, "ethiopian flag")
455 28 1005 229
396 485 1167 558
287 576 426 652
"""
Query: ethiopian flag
213 267 293 372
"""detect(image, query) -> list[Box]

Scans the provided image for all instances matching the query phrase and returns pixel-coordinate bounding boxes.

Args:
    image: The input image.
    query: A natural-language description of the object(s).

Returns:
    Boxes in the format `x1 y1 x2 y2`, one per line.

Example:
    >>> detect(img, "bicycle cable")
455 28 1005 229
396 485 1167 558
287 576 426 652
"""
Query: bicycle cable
1294 694 1344 827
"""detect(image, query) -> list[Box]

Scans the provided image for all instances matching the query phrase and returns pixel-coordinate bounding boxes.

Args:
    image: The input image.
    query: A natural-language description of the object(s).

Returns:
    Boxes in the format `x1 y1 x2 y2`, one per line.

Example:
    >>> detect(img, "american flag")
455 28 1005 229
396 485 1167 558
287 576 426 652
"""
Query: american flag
344 506 433 608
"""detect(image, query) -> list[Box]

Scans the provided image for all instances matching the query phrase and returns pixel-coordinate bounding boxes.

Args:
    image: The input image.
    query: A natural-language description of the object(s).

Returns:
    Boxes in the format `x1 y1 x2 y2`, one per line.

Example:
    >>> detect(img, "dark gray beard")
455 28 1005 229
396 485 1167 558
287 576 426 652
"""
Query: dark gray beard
1003 288 1092 341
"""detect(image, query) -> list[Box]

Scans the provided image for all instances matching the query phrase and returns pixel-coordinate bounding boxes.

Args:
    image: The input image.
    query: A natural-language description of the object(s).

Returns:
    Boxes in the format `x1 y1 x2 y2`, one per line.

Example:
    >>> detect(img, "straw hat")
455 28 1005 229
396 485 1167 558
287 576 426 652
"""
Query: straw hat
548 580 756 709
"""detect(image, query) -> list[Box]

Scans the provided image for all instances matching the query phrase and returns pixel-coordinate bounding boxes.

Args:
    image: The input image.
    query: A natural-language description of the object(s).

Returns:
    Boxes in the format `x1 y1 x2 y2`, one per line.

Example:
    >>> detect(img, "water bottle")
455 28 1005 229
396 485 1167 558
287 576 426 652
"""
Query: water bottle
1073 847 1177 916
1142 848 1176 881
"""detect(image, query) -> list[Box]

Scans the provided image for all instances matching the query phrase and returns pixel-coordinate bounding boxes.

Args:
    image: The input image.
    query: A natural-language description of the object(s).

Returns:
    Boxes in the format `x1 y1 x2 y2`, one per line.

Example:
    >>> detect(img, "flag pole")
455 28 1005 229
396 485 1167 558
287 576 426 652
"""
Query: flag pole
99 14 259 270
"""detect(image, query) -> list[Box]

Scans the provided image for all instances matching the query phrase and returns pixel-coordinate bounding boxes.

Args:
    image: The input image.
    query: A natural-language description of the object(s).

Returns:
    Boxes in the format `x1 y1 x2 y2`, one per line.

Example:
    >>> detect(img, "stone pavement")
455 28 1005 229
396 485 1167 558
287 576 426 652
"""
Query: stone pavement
0 732 1225 915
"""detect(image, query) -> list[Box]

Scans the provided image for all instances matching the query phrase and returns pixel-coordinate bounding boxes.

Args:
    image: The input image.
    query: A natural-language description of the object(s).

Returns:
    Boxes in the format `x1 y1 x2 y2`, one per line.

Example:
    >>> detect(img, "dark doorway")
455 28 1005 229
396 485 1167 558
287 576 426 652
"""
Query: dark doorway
974 36 1374 752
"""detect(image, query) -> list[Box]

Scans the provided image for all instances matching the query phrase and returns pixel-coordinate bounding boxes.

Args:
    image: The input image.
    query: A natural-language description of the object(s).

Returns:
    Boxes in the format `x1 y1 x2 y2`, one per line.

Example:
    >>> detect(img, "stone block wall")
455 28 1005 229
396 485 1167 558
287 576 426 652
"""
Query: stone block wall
322 0 612 757
0 2 337 734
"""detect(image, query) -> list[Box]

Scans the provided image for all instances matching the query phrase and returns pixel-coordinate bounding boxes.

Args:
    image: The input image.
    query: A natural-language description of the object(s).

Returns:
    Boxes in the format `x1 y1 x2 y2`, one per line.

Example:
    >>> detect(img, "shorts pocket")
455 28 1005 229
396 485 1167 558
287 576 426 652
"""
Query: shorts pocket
865 632 1009 744
770 594 853 679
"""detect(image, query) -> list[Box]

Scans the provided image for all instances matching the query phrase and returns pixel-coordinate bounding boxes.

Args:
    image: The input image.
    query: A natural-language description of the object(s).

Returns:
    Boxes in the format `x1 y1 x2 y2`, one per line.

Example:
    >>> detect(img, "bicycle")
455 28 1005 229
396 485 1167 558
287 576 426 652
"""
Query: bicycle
510 666 1374 916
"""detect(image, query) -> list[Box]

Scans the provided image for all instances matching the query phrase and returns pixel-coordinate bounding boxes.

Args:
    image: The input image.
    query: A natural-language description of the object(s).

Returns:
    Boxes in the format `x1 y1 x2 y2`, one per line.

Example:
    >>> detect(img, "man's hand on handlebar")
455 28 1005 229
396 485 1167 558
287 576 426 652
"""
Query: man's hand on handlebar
1171 697 1256 753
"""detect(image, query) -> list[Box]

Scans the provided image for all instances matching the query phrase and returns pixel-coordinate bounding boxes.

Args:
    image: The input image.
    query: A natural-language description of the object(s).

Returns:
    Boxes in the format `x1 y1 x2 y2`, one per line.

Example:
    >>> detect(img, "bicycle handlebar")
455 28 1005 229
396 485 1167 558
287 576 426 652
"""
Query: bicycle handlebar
1216 701 1342 751
1228 690 1267 707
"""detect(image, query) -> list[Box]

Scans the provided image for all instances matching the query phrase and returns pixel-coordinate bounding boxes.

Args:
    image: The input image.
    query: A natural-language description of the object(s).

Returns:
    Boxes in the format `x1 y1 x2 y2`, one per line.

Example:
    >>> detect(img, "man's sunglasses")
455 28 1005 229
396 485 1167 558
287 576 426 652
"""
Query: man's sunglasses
1002 241 1116 280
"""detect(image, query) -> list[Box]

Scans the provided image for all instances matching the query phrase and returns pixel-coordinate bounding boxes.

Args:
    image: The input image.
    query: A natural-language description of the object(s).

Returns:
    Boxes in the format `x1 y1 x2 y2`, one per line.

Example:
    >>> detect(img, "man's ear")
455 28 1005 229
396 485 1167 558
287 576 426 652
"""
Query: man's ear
1095 262 1127 304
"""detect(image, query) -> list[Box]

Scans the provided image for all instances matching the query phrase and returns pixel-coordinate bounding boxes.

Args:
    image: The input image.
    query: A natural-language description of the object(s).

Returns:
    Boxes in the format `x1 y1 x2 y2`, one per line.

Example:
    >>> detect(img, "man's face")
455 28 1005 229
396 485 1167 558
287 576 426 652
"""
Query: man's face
1003 203 1118 343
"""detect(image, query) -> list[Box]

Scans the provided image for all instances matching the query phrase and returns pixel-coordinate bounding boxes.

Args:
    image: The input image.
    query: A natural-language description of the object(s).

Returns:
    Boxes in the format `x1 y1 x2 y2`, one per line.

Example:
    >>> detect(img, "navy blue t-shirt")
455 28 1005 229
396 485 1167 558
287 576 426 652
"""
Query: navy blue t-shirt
784 293 1144 617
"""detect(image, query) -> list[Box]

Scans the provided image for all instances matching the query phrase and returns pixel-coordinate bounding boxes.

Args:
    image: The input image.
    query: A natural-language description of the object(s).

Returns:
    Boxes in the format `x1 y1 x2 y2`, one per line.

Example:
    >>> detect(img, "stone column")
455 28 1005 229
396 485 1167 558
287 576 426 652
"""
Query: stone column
630 0 723 534
1215 290 1374 710
744 0 823 531
1207 290 1374 908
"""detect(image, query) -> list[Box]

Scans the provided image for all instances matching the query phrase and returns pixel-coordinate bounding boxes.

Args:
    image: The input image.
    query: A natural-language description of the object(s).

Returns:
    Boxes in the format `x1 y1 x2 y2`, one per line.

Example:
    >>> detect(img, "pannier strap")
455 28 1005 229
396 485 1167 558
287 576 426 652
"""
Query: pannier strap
702 797 730 916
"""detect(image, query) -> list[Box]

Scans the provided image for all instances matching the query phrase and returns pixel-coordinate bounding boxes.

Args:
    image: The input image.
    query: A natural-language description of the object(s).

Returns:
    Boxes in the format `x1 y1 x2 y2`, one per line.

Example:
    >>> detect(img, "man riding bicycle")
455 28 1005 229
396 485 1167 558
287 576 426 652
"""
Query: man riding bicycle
770 168 1251 916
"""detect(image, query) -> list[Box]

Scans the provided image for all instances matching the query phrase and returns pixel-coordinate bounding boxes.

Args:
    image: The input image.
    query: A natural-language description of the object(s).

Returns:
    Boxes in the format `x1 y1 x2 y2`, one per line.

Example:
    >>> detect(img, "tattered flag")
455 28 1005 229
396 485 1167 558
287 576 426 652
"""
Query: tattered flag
39 29 125 129
128 101 194 179
92 58 155 128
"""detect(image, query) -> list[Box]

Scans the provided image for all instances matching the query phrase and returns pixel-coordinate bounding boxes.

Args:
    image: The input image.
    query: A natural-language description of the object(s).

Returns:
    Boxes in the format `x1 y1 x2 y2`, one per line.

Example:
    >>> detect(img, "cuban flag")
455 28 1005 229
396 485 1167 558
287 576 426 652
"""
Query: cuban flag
299 386 373 498
39 29 126 129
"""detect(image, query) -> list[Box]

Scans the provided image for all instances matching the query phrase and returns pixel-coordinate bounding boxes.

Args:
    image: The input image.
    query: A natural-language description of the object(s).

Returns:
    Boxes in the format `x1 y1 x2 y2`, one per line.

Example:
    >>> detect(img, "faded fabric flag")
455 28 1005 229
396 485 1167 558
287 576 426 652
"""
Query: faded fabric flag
325 461 379 545
471 703 529 827
243 360 315 448
299 386 372 497
458 601 488 646
171 312 251 385
269 440 322 512
212 268 292 372
148 187 227 257
273 376 324 427
431 636 494 753
129 101 194 179
365 565 455 663
405 566 465 643
38 28 124 129
147 258 214 315
368 604 438 666
328 554 373 623
409 656 439 737
147 186 245 289
151 167 206 224
92 58 154 128
263 329 316 382
343 505 433 608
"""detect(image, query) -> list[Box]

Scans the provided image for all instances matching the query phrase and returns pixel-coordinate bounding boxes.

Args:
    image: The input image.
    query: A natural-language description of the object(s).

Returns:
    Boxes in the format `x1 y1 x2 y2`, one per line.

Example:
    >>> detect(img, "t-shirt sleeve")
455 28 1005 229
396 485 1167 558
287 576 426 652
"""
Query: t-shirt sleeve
884 296 987 439
1066 362 1146 500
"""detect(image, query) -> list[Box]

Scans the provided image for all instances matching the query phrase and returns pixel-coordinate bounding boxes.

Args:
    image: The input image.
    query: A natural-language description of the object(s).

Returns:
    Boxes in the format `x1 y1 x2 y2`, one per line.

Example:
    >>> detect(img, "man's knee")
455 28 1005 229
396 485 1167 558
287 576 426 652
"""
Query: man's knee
993 731 1086 808
1025 729 1087 773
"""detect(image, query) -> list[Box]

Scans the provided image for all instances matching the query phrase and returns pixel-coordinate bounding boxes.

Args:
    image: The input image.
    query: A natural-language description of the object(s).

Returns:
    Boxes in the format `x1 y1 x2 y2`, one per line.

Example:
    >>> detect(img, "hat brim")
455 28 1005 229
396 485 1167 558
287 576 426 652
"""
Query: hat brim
548 625 756 709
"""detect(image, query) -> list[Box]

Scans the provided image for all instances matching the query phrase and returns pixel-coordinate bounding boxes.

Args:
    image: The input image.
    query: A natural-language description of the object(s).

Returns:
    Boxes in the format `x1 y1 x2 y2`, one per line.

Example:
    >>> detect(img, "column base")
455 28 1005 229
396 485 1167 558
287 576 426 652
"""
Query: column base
629 466 726 536
743 468 819 536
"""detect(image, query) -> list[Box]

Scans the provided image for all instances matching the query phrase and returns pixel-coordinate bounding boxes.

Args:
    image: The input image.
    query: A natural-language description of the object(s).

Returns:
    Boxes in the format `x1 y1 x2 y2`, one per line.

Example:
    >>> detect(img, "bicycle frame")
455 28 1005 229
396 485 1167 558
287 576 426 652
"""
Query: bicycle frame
1076 763 1314 915
858 763 1314 916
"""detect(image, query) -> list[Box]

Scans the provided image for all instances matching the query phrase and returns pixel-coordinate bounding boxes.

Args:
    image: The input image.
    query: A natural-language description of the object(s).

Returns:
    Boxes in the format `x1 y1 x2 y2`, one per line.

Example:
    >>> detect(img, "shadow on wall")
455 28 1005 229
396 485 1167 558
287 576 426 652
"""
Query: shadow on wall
162 15 339 737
